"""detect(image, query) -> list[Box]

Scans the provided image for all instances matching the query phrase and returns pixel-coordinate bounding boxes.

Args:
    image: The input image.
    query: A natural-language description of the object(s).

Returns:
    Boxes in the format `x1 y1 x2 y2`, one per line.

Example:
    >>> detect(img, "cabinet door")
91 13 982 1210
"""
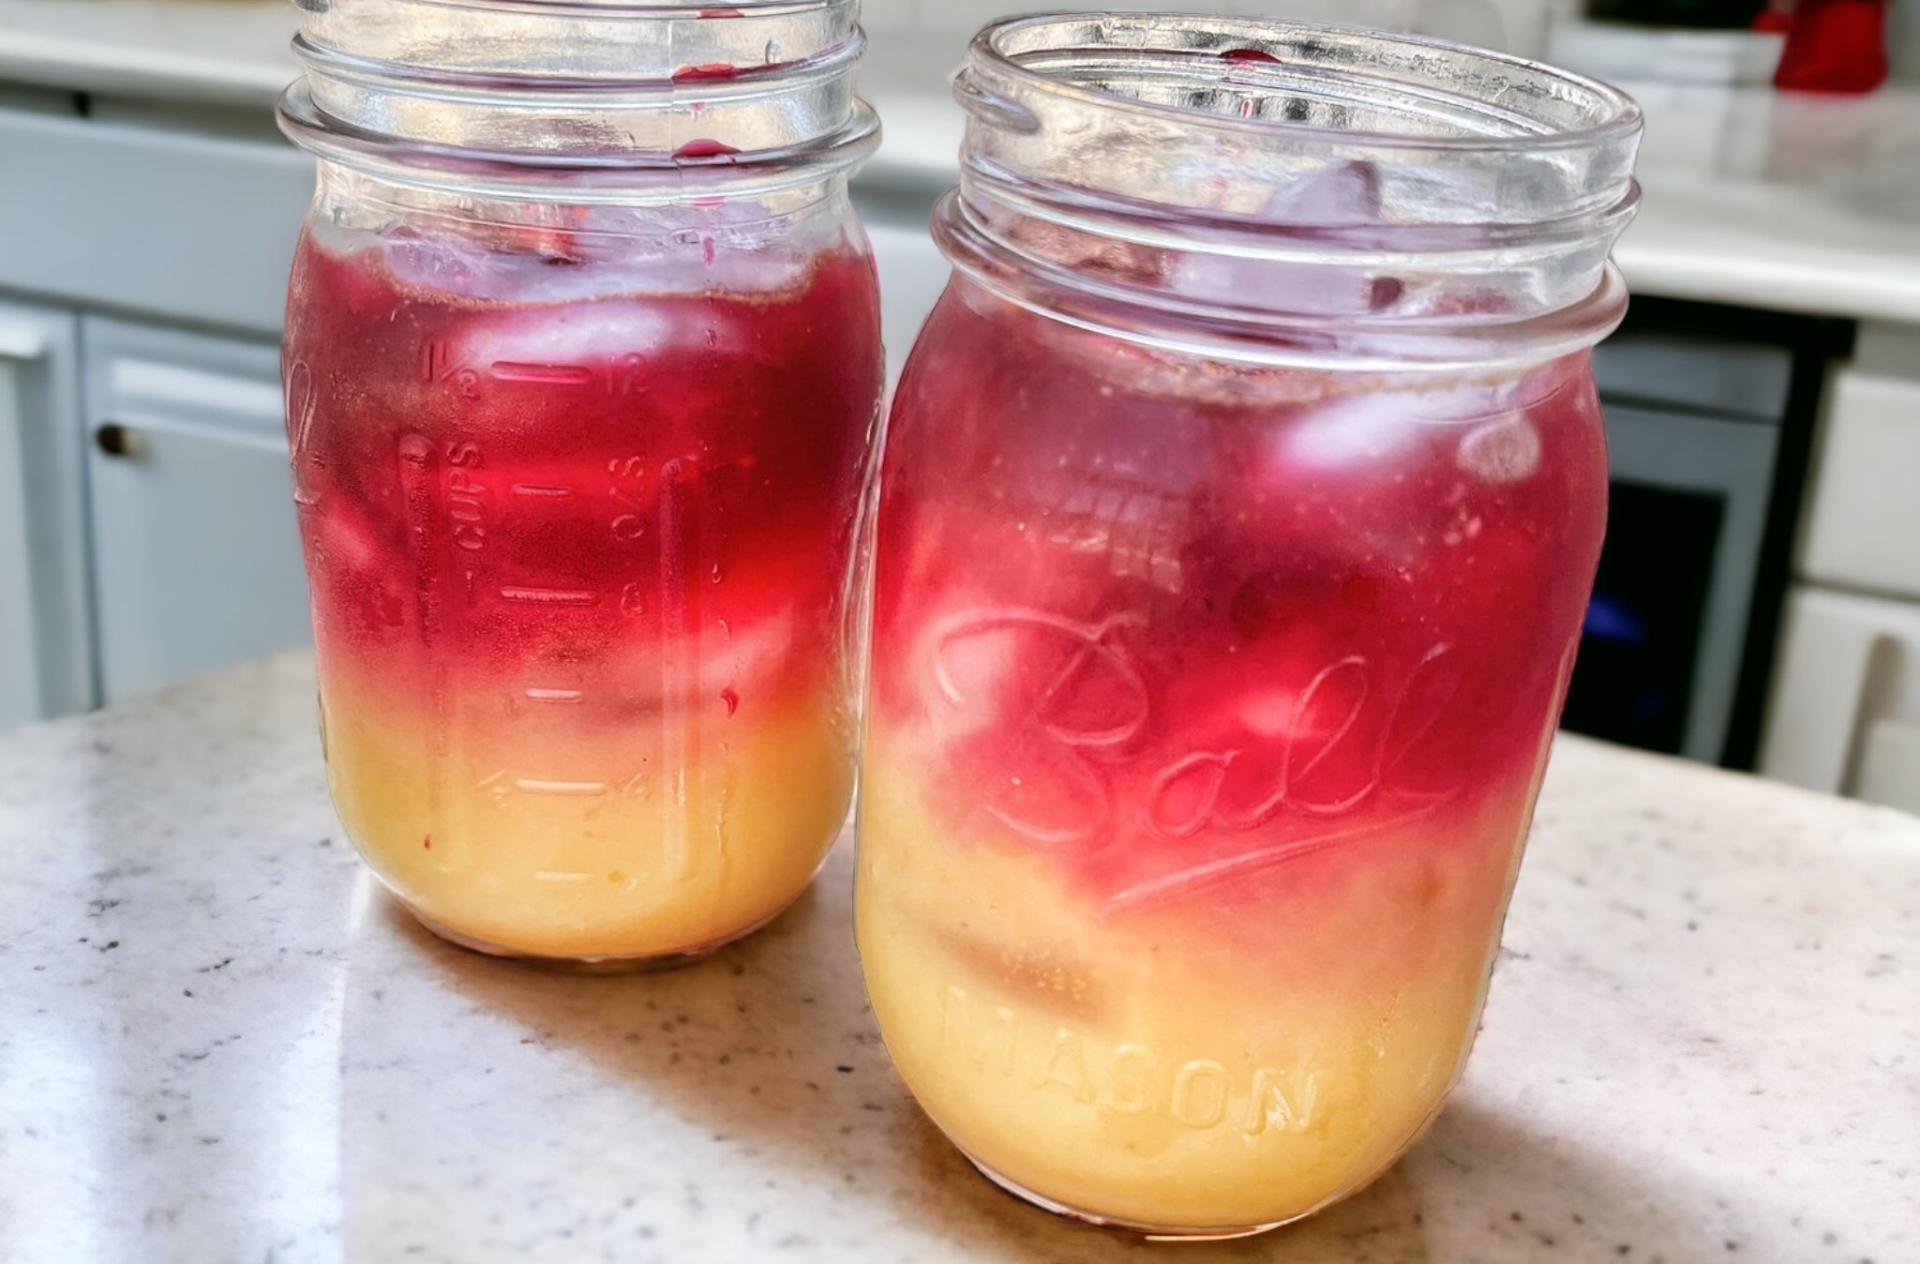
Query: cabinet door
0 299 92 725
1761 585 1920 815
1799 367 1920 601
81 318 311 704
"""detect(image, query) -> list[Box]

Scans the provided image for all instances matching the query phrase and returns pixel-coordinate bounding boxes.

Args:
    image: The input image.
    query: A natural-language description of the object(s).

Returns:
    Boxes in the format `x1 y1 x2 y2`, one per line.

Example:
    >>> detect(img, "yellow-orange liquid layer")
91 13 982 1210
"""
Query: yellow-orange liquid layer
855 762 1537 1232
322 679 853 961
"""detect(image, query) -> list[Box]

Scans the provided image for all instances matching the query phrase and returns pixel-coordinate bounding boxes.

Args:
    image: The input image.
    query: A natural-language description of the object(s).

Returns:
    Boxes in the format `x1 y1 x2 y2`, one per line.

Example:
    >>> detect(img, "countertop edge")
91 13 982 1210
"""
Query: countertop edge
0 33 290 110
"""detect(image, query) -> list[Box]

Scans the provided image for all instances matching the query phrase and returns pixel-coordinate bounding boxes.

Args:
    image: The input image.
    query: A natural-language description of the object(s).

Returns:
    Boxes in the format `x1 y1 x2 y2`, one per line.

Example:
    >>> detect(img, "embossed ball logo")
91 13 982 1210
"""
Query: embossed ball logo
929 604 1470 913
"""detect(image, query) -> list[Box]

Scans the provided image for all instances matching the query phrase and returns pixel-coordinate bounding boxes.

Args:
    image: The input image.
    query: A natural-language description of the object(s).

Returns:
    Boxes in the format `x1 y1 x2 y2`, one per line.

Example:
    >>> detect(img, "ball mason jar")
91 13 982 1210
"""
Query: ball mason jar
278 0 883 965
856 16 1641 1236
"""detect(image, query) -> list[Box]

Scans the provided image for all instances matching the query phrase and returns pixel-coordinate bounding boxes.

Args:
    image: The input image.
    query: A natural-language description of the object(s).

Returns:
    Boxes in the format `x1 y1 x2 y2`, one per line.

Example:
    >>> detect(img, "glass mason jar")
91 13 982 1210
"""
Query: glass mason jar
857 16 1641 1237
278 0 883 965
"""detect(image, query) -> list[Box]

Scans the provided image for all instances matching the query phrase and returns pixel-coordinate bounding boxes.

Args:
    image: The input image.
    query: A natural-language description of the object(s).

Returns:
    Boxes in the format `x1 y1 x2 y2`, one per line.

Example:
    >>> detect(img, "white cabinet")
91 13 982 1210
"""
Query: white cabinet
79 318 311 704
1766 321 1920 814
0 298 92 725
1762 585 1920 815
0 98 315 723
1799 366 1920 600
0 104 312 335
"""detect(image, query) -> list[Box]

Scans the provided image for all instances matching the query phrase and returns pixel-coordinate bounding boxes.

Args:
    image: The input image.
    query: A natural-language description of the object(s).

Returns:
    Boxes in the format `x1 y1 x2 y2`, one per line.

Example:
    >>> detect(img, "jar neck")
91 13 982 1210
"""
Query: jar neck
310 158 861 264
278 0 878 205
938 15 1643 370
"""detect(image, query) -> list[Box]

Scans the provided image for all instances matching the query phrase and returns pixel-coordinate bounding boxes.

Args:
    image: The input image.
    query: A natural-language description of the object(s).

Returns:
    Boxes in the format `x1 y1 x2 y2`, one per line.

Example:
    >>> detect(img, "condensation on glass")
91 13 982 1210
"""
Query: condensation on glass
278 0 884 966
856 14 1642 1237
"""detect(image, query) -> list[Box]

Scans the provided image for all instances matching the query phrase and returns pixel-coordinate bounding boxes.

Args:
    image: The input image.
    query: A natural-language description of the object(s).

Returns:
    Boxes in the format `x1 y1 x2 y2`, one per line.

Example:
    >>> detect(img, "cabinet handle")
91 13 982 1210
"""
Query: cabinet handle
94 422 141 459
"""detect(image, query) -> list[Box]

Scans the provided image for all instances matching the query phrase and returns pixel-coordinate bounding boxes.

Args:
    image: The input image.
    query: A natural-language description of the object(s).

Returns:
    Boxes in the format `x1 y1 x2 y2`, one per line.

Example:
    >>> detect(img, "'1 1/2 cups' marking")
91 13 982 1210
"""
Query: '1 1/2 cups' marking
939 984 1320 1135
419 339 647 399
443 441 488 553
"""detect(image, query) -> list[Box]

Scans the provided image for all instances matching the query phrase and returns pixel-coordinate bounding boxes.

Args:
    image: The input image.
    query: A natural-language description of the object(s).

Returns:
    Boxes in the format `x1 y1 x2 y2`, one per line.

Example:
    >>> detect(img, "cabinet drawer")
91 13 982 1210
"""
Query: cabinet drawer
0 106 312 335
1800 368 1920 599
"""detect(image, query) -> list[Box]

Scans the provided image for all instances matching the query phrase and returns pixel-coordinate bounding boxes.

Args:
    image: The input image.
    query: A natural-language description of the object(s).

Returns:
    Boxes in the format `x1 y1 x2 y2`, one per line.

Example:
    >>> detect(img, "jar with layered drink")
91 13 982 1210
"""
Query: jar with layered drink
857 16 1642 1236
278 0 883 964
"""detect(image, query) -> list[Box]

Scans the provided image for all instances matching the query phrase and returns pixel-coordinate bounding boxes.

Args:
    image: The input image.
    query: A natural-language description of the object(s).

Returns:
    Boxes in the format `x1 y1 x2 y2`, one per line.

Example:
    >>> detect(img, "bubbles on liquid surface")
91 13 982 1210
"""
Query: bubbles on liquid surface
310 217 816 308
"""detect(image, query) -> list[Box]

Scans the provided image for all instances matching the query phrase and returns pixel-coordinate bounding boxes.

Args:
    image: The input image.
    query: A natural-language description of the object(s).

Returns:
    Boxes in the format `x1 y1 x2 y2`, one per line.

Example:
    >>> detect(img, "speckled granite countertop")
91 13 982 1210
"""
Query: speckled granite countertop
0 652 1914 1263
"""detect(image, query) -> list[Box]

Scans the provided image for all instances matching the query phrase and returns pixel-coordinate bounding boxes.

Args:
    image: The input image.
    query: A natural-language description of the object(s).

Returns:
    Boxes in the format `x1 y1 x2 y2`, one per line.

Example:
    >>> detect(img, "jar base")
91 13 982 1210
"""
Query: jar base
394 896 789 974
958 1151 1291 1242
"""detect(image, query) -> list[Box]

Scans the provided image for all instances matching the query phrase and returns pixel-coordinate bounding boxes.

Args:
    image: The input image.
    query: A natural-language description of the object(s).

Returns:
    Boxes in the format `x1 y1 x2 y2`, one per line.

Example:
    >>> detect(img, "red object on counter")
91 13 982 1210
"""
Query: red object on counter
1774 0 1888 92
1750 0 1794 34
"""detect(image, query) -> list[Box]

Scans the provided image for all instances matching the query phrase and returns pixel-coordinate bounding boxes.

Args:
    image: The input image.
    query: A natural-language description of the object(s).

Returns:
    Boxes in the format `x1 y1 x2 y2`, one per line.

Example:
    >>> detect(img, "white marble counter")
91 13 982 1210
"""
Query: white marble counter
0 651 1915 1262
4 1 1920 325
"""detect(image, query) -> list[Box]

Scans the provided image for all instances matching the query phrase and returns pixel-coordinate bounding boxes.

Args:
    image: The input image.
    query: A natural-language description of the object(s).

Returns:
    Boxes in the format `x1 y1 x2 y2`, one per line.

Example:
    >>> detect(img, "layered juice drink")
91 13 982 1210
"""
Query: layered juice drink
857 282 1609 1231
285 223 881 962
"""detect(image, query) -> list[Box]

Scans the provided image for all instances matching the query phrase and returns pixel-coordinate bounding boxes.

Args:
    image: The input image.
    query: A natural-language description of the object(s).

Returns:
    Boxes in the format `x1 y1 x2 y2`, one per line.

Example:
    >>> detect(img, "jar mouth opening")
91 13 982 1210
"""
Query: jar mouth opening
282 0 871 184
290 28 865 102
934 190 1632 372
942 14 1643 356
363 0 840 14
279 80 880 200
281 0 874 196
970 13 1642 154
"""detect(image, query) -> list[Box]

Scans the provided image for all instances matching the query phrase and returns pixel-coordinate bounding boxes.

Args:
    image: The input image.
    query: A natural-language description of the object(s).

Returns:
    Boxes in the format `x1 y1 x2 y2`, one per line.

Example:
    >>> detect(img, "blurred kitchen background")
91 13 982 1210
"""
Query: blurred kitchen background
0 0 1916 813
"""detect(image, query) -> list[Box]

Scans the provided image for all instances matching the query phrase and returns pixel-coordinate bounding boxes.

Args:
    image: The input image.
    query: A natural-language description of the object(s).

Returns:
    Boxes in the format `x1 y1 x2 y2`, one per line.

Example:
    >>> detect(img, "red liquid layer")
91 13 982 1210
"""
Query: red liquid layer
287 233 880 692
857 282 1607 1228
868 288 1606 908
285 225 882 959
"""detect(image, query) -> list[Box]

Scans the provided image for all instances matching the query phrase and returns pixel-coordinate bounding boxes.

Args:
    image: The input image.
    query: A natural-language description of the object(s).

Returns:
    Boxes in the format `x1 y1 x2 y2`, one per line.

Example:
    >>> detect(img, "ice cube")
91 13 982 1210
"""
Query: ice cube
1457 417 1541 484
1279 390 1430 471
1264 160 1383 228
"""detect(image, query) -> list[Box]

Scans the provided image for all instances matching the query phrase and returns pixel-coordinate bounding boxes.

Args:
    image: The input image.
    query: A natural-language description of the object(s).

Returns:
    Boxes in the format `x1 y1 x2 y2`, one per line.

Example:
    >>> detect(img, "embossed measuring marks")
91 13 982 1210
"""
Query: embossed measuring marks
417 339 647 401
397 339 750 882
470 770 686 884
940 984 1323 1135
931 604 1468 911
